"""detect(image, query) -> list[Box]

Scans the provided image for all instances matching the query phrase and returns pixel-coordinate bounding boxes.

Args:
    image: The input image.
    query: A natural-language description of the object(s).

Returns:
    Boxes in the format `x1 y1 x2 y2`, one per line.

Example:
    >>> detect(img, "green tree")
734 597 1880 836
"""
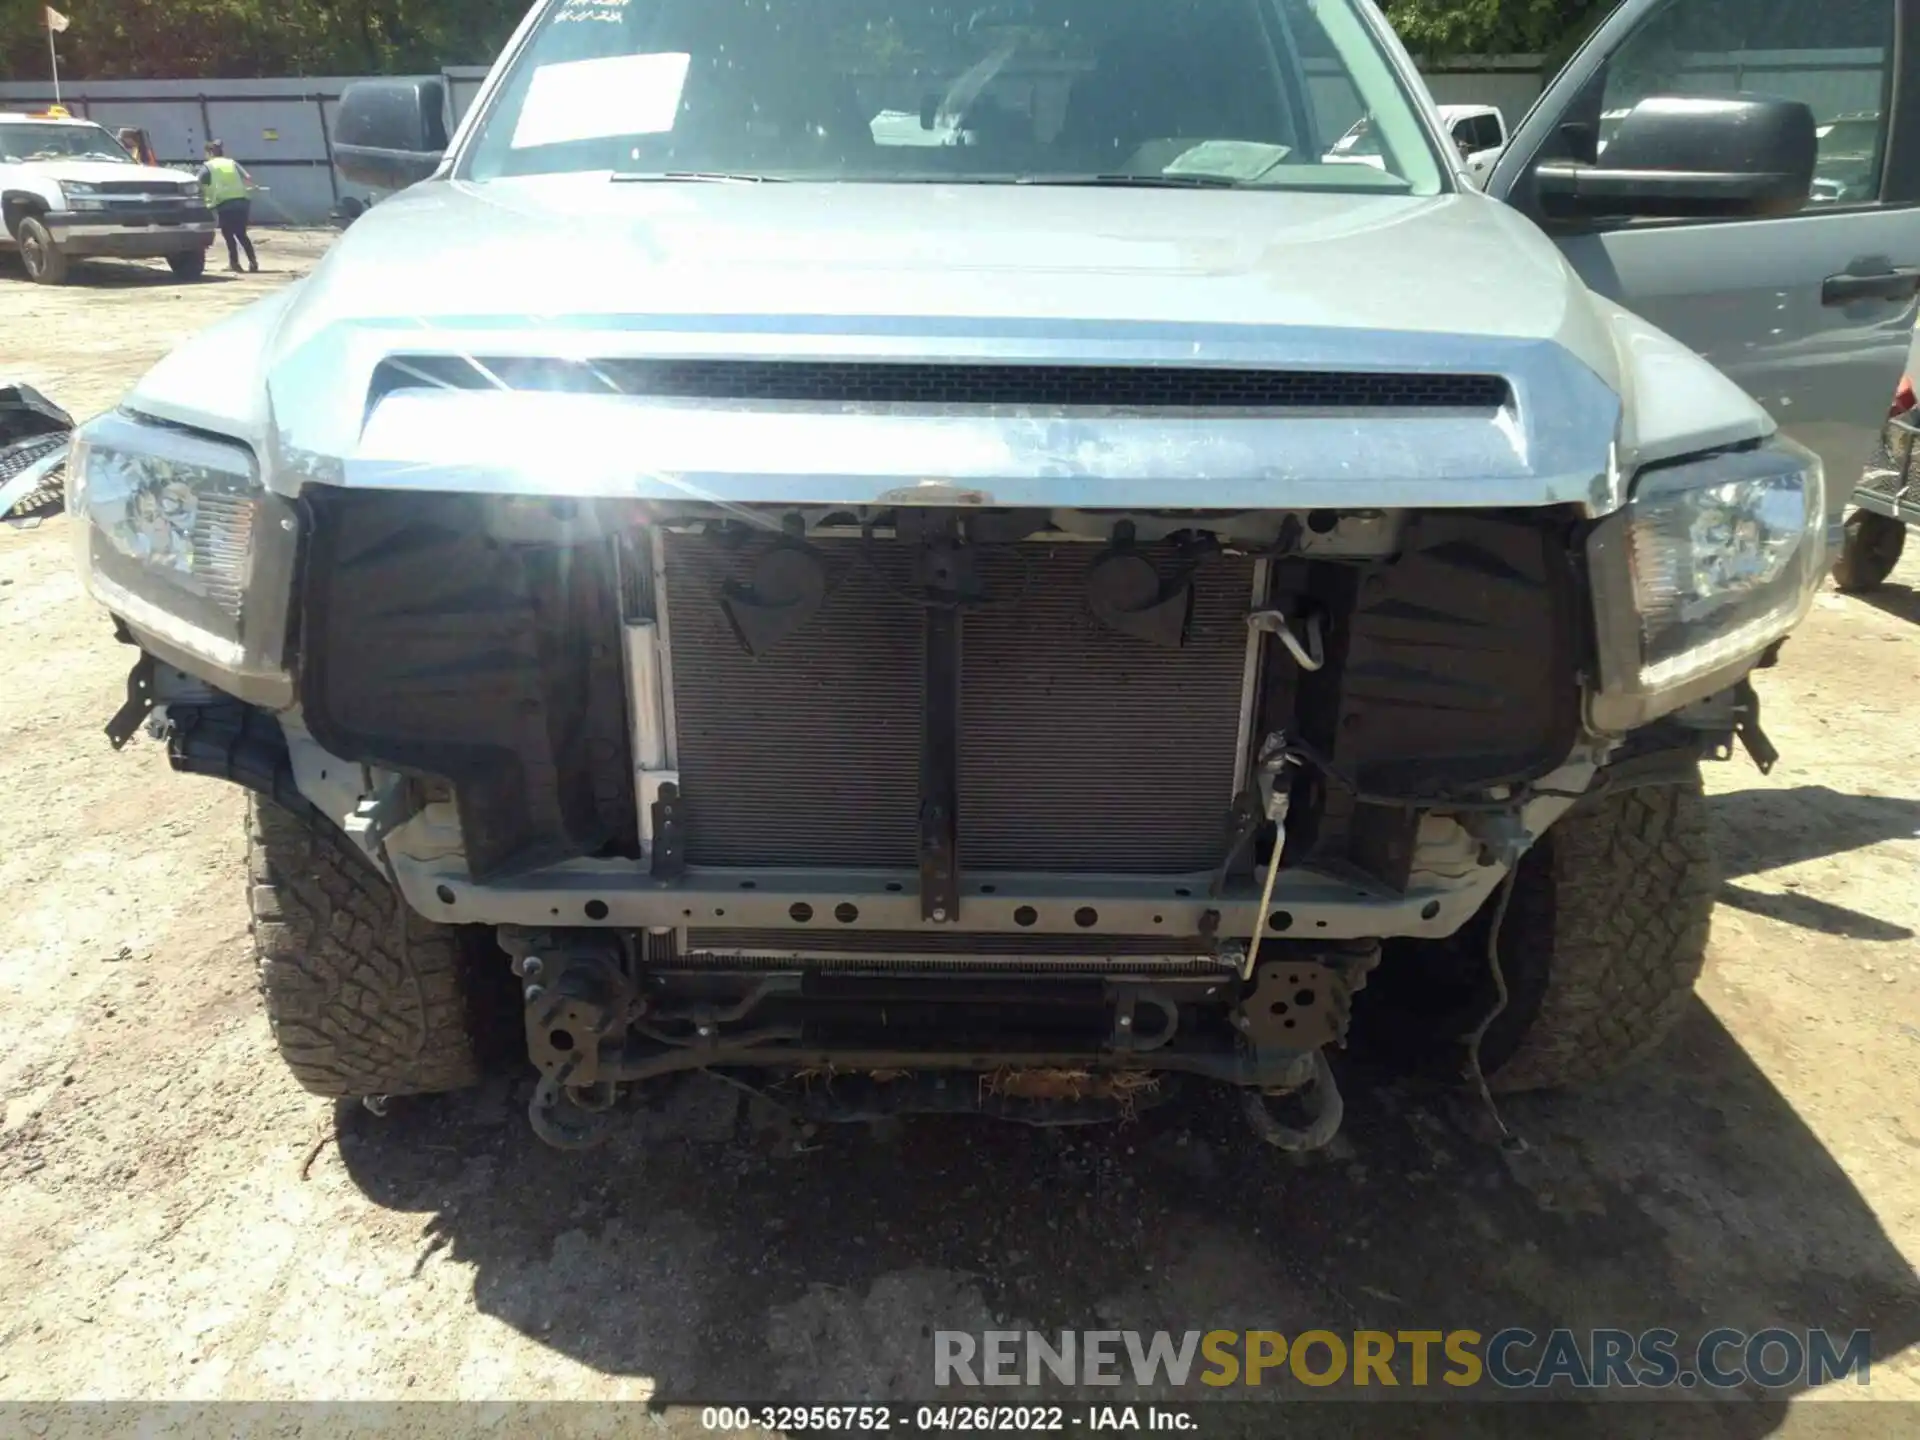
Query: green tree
0 0 527 81
0 0 1623 81
1383 0 1615 60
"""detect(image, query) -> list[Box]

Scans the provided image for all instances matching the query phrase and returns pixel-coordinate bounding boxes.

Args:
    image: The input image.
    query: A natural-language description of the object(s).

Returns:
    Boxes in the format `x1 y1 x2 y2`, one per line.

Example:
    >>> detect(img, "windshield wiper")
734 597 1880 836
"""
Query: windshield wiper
1012 172 1245 189
612 170 788 184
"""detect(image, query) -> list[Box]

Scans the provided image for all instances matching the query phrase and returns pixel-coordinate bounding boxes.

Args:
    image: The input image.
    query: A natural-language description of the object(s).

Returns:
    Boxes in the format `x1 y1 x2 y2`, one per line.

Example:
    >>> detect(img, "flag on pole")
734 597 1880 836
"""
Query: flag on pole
45 6 67 106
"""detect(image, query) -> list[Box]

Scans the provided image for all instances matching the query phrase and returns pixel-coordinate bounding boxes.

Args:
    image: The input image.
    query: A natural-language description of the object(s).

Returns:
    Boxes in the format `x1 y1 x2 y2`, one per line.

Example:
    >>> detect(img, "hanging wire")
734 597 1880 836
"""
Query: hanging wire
1459 866 1520 1146
1279 736 1599 813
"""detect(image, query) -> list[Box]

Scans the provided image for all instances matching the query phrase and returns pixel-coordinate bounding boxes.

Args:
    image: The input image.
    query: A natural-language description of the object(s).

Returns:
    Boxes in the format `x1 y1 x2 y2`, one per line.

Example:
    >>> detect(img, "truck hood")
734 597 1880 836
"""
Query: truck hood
124 176 1771 514
33 160 197 188
276 176 1615 362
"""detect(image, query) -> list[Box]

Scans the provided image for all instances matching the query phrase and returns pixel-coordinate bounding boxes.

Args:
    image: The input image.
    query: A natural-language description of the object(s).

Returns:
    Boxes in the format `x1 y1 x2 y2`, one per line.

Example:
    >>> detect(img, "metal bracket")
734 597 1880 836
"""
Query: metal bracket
1732 679 1779 775
919 531 963 923
342 774 412 859
508 932 634 1087
1459 808 1535 870
650 780 686 878
1211 787 1266 899
1234 960 1350 1051
1108 988 1179 1054
104 653 157 751
1672 678 1778 775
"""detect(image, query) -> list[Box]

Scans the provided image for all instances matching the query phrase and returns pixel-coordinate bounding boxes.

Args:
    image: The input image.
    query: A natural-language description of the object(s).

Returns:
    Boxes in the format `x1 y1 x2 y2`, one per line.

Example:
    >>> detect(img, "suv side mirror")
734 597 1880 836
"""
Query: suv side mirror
1536 94 1816 221
333 78 450 191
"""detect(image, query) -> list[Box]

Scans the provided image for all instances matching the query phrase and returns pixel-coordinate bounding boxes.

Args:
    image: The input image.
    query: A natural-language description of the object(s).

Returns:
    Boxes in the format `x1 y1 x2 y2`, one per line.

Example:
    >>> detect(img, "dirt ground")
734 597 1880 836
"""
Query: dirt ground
1 233 1918 1433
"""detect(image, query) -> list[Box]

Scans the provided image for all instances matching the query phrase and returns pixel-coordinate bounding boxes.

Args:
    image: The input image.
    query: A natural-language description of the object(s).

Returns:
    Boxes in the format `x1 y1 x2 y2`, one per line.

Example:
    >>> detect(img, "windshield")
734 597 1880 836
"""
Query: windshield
464 0 1443 193
1327 116 1382 157
0 122 134 164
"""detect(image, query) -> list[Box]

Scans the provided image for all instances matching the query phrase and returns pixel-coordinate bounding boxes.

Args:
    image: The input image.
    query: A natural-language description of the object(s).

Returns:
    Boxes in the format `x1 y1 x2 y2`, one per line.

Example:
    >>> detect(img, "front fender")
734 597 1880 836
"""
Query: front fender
119 283 304 443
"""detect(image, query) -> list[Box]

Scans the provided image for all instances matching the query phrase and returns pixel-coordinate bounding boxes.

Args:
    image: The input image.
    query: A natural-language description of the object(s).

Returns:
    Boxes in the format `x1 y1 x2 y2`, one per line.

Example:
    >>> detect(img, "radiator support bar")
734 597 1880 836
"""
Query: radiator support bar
919 529 963 923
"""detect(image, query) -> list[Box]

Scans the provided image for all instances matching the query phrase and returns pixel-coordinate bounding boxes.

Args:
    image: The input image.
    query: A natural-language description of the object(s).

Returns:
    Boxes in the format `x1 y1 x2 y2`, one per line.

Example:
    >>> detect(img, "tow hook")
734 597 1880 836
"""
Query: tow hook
1229 944 1374 1153
529 1073 618 1150
505 931 632 1150
1241 1051 1343 1152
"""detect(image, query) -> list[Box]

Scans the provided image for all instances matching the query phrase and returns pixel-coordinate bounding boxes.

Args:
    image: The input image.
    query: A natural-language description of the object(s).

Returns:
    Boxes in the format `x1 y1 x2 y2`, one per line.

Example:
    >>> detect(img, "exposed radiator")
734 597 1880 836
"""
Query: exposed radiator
663 533 1254 873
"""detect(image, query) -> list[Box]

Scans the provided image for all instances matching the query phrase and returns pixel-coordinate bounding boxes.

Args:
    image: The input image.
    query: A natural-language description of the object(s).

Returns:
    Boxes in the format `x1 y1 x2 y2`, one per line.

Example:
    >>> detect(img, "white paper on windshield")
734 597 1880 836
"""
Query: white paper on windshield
1164 140 1291 181
511 51 690 150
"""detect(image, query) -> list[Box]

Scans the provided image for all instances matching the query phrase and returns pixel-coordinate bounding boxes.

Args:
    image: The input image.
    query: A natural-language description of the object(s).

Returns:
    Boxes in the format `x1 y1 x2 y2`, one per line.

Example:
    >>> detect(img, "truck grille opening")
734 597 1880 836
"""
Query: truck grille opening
295 495 1583 898
93 180 188 195
373 356 1511 411
663 532 1254 872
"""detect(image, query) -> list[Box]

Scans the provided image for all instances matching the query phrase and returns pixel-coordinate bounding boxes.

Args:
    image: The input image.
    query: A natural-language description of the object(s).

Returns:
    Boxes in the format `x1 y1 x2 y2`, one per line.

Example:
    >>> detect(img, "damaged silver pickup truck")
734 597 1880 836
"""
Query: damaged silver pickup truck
70 0 1920 1148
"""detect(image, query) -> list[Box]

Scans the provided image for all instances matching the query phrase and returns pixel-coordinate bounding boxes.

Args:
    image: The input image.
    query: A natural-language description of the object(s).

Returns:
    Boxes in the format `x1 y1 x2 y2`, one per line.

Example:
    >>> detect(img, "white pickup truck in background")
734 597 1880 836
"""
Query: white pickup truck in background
1 108 214 284
1437 103 1509 183
1326 103 1508 186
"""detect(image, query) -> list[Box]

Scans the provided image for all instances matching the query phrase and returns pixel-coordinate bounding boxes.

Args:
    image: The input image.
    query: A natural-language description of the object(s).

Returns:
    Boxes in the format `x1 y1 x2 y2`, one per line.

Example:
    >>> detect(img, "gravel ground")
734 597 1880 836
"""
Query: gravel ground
1 233 1918 1434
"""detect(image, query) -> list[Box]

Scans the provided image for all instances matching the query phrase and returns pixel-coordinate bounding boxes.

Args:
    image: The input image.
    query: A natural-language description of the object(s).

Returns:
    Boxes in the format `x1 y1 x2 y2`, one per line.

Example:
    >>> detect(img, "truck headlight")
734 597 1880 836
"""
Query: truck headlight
1588 439 1823 730
67 411 297 693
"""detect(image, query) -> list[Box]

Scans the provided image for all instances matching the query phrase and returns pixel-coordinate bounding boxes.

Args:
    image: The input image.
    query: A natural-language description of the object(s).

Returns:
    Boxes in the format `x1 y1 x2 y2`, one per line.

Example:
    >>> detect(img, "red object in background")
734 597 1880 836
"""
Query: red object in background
113 127 160 167
1891 375 1916 419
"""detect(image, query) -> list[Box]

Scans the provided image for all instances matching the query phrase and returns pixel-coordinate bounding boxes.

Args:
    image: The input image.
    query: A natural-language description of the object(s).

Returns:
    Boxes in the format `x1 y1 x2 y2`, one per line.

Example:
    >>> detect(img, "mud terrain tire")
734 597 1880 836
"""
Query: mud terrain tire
1360 761 1716 1092
248 795 505 1098
1483 768 1717 1091
1832 509 1905 593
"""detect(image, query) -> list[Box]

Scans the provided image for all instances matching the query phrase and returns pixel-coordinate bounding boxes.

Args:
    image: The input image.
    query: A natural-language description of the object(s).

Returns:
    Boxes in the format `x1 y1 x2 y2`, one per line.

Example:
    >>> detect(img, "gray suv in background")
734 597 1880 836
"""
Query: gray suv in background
68 0 1920 1150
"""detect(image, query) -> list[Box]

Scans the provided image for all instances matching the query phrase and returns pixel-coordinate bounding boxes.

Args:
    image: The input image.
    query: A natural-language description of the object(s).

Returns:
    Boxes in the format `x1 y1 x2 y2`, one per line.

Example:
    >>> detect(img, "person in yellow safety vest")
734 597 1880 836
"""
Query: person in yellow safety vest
195 139 258 273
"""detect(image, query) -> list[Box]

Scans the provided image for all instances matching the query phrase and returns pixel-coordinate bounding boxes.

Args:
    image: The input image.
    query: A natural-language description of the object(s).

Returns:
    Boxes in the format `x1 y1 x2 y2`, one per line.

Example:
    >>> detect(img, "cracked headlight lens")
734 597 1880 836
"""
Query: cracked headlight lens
67 411 296 683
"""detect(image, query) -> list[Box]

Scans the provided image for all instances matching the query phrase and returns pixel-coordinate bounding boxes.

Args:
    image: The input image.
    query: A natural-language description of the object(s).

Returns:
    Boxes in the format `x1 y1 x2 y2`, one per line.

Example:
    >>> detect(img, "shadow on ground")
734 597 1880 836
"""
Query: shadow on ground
1711 787 1920 940
1856 582 1920 629
0 254 238 288
336 999 1919 1432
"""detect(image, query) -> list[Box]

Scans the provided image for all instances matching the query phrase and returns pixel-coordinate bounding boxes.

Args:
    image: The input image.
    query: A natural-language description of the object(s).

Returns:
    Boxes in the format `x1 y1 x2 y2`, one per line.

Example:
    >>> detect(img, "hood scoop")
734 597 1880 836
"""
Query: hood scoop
370 355 1510 412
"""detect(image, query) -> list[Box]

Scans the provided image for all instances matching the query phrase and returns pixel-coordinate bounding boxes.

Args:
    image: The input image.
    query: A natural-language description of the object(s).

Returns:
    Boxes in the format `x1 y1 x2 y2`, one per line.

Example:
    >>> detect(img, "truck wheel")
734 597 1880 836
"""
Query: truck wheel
1479 771 1715 1091
1832 510 1905 593
248 795 514 1099
1360 763 1715 1093
16 217 68 285
166 248 207 281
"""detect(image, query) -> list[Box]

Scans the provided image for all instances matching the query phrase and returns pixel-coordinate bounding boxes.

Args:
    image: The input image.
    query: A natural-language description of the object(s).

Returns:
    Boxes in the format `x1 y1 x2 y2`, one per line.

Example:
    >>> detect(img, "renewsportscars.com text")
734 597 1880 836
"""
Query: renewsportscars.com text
933 1328 1872 1391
